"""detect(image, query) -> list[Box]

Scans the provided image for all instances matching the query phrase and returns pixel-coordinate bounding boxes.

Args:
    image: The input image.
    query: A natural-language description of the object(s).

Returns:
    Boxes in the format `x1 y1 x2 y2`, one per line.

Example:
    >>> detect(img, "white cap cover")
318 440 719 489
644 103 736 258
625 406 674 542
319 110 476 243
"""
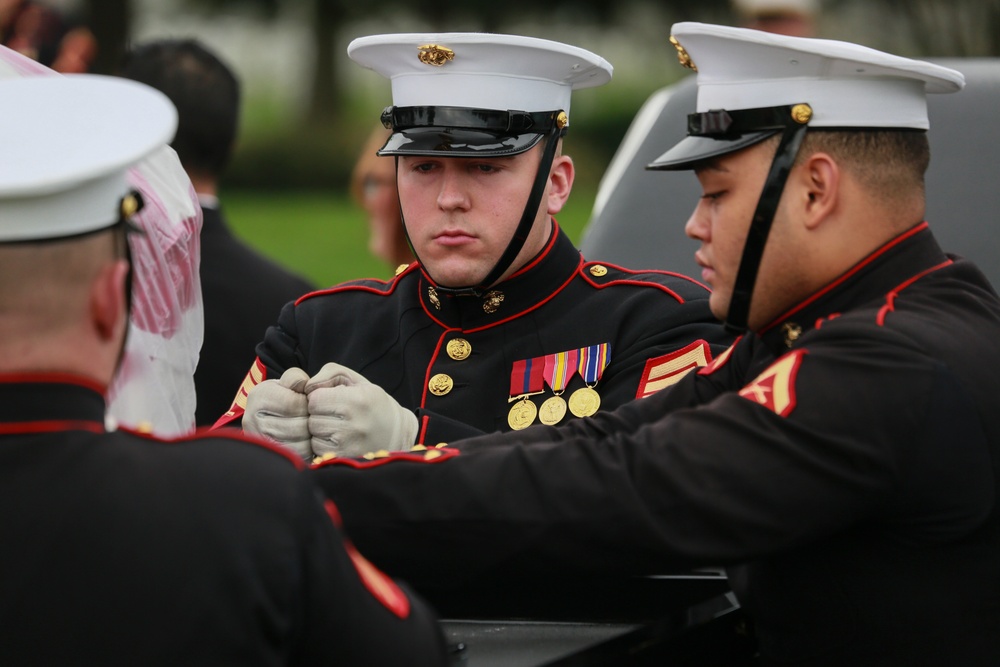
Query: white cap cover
0 74 177 241
349 32 611 114
348 32 612 157
649 22 965 170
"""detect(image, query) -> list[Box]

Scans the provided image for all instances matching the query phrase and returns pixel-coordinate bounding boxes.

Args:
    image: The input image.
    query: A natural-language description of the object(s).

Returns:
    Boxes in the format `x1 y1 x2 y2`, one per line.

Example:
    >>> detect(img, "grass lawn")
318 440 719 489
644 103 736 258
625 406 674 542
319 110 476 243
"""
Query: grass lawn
222 188 596 288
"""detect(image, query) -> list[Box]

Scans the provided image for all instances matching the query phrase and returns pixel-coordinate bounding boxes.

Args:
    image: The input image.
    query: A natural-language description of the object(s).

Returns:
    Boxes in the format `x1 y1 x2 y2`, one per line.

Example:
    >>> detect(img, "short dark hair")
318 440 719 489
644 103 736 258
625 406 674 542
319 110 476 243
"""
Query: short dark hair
119 39 240 179
796 129 931 200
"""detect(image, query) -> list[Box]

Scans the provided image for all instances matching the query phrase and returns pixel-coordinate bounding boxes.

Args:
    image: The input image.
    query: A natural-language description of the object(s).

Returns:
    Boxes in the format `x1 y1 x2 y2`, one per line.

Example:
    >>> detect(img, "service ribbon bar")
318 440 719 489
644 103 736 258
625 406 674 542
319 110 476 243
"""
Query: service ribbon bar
578 343 611 385
544 349 579 393
510 357 545 396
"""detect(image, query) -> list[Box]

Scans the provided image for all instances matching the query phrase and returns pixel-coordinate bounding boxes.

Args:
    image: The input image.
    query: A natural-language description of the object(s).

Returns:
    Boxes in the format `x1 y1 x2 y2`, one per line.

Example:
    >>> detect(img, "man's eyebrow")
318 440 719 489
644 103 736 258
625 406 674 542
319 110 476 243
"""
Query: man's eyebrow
694 160 727 176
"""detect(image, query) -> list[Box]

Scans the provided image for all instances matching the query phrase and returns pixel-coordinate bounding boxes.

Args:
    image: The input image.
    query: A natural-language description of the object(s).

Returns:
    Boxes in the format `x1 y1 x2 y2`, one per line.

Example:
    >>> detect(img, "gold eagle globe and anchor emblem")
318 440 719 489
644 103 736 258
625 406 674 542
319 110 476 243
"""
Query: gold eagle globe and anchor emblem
418 44 455 67
669 35 697 71
482 290 505 314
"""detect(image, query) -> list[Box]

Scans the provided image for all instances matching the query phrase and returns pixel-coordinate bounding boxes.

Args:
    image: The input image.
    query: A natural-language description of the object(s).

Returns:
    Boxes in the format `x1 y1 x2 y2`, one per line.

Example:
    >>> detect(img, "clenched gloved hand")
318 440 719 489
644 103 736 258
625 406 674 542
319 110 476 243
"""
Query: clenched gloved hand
242 367 312 460
304 362 418 459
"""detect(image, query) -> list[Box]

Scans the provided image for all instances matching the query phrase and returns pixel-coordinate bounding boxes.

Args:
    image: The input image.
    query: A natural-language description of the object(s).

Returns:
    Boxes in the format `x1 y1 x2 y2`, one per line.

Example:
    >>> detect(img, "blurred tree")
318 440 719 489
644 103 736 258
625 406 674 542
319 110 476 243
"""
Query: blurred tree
182 0 343 125
174 0 738 126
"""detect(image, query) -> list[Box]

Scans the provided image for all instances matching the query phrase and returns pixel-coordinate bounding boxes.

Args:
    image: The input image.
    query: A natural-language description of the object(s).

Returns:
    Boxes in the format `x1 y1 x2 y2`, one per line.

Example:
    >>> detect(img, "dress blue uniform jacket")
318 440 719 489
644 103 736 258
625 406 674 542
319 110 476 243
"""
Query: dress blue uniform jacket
313 223 1000 666
217 222 732 443
0 376 445 666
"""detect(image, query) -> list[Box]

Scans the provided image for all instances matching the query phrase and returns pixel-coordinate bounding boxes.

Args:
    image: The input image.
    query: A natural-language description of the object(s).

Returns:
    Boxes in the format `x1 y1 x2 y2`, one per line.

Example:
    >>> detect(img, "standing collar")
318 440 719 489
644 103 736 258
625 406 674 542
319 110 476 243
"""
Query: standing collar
0 374 107 428
758 222 948 350
417 220 582 330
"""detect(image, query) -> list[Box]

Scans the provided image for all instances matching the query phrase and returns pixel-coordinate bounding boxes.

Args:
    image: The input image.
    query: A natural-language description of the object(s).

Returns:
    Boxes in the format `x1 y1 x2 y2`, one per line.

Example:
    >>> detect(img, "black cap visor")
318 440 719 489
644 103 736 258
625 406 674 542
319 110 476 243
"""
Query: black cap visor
377 126 545 158
647 130 777 171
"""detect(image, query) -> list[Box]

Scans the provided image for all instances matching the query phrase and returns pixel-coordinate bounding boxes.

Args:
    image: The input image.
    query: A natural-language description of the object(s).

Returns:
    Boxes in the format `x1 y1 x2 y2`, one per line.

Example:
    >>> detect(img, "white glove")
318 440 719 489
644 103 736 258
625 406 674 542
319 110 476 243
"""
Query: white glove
242 367 312 460
304 362 419 459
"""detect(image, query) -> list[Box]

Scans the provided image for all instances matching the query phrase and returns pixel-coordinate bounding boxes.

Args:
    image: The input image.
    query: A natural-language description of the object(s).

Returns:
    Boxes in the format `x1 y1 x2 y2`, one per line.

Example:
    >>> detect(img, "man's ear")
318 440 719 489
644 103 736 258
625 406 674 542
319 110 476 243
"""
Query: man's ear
90 259 130 341
799 152 840 230
546 154 575 215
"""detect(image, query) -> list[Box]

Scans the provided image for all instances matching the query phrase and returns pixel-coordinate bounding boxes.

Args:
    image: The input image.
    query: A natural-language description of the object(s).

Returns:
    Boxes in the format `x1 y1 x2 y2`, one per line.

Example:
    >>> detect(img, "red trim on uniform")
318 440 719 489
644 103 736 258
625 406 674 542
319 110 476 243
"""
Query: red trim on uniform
814 313 841 330
697 336 741 376
760 222 930 334
580 260 713 302
0 372 107 395
126 423 307 470
312 447 460 470
876 259 953 326
472 264 581 333
340 541 411 618
293 268 411 307
418 258 583 333
506 219 561 280
212 358 268 429
420 331 457 408
415 414 430 445
321 502 411 619
0 420 105 435
324 499 344 529
417 221 576 332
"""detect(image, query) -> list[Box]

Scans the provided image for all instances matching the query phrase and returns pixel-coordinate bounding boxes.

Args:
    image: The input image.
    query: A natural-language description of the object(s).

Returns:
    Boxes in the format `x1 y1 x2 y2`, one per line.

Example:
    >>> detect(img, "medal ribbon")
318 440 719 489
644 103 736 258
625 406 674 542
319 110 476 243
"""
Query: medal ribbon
510 357 545 396
543 349 579 394
578 343 611 386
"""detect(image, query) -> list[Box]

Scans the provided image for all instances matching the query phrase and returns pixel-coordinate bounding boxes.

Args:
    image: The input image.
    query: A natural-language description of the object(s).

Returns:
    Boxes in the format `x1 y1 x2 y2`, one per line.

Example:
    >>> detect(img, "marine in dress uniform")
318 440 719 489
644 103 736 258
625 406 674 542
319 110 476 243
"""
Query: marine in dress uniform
308 24 1000 665
215 33 732 453
0 75 445 666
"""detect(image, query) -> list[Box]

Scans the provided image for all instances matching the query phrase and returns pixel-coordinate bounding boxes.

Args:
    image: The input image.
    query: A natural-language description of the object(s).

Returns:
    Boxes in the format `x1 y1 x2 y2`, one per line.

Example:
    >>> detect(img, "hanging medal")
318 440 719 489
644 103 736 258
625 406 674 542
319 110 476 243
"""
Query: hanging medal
508 357 544 430
569 343 611 418
540 349 579 425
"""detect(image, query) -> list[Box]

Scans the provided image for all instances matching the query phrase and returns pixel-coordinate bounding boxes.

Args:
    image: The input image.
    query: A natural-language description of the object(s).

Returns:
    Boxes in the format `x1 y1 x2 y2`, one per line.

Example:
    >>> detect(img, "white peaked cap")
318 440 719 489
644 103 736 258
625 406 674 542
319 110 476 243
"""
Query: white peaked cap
348 32 612 114
0 75 177 241
649 22 965 169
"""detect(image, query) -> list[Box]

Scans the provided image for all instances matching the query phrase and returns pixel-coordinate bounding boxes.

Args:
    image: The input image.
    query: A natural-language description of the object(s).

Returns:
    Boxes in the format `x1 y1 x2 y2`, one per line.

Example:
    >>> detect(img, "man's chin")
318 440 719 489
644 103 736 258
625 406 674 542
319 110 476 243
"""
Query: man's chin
426 269 488 289
708 294 729 323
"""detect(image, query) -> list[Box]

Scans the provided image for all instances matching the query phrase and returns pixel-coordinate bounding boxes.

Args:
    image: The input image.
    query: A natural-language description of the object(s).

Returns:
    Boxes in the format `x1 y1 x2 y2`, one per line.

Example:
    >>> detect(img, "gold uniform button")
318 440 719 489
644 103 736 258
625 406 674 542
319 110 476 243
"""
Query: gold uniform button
395 263 409 276
589 264 608 277
428 373 454 396
446 338 472 360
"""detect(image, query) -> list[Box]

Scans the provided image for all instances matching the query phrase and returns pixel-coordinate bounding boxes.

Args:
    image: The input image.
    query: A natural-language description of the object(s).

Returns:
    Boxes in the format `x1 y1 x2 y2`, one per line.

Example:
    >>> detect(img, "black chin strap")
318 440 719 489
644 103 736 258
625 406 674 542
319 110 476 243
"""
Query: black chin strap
723 114 811 334
398 129 562 298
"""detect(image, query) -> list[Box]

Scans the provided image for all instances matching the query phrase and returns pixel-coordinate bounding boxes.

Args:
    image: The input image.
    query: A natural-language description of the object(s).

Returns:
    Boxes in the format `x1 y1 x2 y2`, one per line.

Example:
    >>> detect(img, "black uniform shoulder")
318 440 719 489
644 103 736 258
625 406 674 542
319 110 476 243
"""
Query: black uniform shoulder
117 424 307 481
292 263 419 308
578 260 712 302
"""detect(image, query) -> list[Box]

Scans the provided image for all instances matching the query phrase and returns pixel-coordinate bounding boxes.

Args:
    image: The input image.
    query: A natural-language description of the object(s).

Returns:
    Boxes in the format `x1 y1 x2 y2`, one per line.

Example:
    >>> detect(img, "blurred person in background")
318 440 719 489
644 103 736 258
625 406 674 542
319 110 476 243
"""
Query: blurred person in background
732 0 819 37
0 73 446 667
121 38 315 428
351 124 415 272
217 32 732 460
0 0 95 72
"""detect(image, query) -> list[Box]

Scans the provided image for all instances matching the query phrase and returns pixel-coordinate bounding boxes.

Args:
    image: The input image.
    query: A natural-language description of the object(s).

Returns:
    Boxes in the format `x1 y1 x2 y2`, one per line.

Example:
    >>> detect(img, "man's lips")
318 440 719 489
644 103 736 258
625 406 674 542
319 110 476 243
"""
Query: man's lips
694 253 714 284
434 230 477 247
